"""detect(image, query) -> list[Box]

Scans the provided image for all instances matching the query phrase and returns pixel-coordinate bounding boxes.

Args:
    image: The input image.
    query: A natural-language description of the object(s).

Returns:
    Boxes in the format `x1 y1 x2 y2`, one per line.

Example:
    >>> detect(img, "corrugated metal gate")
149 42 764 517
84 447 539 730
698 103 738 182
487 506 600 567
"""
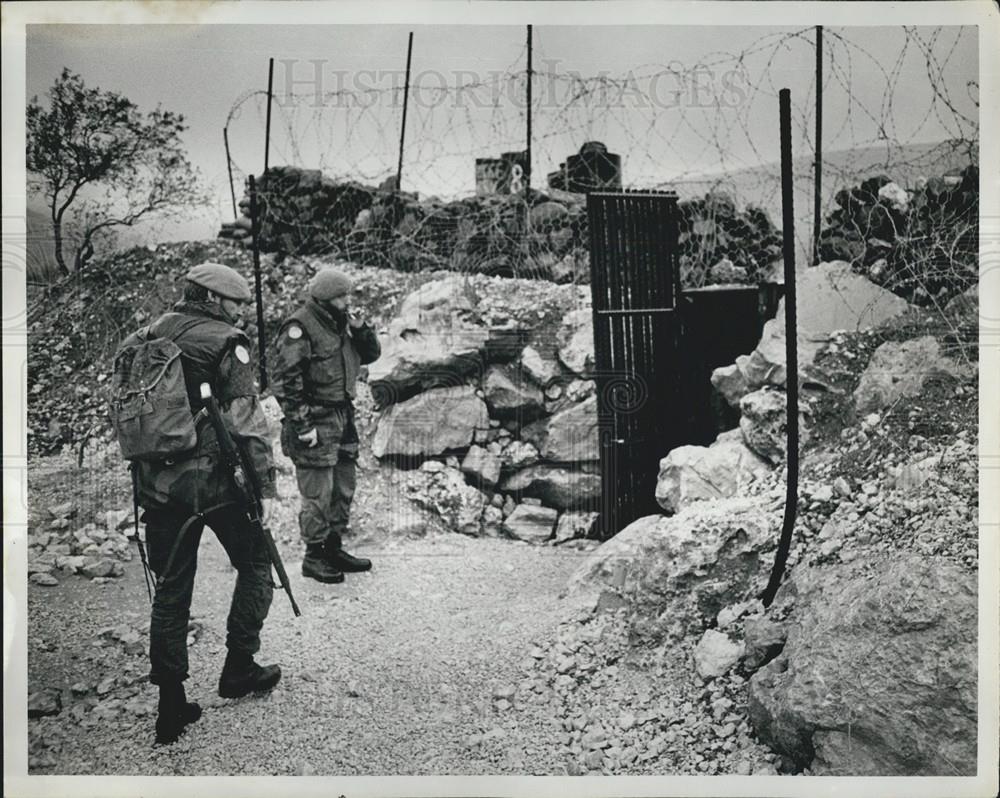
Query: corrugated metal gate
587 190 684 538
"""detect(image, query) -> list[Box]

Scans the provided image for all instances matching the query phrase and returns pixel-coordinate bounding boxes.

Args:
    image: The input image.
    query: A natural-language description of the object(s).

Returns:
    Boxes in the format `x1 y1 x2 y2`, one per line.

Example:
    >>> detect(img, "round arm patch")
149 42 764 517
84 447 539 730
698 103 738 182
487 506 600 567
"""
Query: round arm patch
287 324 303 340
234 344 251 364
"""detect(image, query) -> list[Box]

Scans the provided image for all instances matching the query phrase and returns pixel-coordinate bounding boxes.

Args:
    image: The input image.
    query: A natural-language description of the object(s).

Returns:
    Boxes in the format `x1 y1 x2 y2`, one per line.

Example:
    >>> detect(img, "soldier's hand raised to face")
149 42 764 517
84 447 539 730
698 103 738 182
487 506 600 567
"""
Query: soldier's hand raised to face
297 428 319 448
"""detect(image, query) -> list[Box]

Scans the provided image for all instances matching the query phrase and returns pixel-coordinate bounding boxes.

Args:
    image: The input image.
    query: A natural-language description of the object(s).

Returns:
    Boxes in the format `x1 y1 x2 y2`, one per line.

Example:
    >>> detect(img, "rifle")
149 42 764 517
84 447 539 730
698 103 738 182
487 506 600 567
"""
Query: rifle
199 382 301 617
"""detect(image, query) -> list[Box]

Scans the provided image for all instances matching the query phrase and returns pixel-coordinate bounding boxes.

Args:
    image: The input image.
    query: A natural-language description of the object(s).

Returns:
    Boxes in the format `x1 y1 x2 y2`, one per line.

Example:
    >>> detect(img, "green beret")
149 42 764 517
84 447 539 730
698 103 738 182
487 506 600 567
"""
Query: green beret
309 268 354 301
186 262 252 302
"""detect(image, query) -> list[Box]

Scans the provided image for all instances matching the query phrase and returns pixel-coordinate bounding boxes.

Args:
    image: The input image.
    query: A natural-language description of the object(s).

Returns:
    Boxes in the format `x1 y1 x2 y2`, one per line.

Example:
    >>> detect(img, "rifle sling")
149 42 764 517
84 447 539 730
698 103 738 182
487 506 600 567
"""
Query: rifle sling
155 501 237 589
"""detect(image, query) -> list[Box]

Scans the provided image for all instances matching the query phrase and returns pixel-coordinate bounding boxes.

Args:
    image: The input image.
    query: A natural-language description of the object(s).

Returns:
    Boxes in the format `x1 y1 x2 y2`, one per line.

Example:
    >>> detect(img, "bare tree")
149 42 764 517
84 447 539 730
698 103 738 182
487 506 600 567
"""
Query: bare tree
27 68 206 274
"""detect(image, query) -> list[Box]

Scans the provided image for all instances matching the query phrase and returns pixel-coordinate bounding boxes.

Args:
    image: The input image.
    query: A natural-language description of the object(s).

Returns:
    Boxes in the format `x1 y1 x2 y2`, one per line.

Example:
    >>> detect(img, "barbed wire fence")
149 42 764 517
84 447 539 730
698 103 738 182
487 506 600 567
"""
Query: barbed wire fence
24 24 980 467
217 25 978 304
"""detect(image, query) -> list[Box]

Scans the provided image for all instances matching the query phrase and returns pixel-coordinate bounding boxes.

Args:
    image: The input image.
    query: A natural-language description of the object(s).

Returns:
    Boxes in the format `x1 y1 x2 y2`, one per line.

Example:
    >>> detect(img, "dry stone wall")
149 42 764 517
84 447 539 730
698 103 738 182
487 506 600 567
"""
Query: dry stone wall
369 274 604 545
219 165 783 287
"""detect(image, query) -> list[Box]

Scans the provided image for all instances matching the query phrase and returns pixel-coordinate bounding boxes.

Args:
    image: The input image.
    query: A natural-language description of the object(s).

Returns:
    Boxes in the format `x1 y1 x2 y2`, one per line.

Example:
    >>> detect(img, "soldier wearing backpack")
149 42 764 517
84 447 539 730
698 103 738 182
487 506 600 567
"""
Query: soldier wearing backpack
113 262 281 745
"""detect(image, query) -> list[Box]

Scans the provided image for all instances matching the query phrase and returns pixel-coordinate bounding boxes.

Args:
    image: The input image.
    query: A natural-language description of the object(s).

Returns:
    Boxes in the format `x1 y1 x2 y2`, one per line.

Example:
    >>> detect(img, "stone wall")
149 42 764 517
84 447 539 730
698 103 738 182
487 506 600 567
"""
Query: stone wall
365 275 606 545
818 164 978 305
218 165 783 287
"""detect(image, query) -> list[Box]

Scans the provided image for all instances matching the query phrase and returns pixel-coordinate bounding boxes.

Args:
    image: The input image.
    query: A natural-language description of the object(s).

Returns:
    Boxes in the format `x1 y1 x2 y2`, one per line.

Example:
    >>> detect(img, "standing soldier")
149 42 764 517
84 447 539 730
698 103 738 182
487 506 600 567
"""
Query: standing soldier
126 262 281 744
272 267 381 584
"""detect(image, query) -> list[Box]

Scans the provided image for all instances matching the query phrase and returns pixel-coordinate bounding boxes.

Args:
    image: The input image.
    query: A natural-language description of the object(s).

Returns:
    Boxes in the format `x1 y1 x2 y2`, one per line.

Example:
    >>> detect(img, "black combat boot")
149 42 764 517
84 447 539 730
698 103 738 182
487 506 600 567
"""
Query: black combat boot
325 537 372 573
218 649 282 699
155 681 202 745
302 543 345 583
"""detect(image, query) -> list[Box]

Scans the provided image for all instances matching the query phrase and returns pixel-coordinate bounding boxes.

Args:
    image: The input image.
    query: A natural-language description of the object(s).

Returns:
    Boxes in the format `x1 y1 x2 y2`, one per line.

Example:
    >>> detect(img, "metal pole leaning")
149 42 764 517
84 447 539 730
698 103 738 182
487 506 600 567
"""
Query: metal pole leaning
813 26 823 265
223 127 238 222
253 57 275 393
264 57 275 175
396 32 414 191
248 174 268 392
526 24 533 193
760 88 799 608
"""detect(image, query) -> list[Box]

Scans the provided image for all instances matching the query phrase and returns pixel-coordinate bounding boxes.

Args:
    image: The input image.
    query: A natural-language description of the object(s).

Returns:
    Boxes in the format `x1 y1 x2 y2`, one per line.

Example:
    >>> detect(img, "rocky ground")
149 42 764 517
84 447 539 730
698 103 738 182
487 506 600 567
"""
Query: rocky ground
27 522 591 775
23 243 984 779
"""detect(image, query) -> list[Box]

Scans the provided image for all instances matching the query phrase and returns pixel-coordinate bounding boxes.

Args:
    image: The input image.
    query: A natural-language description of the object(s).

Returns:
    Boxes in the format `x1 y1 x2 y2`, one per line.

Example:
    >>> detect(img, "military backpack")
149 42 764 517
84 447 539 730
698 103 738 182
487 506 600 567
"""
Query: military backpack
109 323 204 461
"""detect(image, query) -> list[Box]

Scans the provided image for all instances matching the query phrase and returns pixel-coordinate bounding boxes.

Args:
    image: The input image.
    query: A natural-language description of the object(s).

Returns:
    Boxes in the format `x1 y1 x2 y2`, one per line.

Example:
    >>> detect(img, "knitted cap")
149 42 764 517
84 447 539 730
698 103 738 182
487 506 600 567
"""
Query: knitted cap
185 262 252 302
309 268 354 301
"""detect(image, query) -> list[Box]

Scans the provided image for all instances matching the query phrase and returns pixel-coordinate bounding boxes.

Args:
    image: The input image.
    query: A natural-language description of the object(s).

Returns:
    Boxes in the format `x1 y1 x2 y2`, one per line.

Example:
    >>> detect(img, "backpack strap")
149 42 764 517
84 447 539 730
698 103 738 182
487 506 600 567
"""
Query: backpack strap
155 315 243 397
152 315 219 345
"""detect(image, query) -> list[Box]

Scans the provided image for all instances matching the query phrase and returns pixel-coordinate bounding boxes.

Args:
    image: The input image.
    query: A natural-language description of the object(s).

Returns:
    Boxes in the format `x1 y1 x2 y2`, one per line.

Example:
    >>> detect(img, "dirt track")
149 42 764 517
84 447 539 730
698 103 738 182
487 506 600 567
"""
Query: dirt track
28 533 588 775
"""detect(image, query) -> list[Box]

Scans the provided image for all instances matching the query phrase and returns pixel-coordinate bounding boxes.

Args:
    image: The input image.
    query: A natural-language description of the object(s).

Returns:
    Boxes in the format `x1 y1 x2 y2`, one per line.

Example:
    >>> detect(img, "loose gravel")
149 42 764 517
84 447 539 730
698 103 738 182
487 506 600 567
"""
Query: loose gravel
28 534 589 775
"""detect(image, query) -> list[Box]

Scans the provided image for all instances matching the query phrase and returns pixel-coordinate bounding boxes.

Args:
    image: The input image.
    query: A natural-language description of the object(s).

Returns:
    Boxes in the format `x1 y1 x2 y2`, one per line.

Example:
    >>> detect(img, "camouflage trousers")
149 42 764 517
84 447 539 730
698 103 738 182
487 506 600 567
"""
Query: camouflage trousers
283 403 360 548
294 455 358 548
143 505 273 685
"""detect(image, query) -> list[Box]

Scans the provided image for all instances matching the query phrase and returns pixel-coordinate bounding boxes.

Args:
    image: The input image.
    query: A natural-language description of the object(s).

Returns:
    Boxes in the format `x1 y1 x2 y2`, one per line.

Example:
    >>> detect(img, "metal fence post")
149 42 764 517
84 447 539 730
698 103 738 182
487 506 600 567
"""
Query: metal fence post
396 32 414 191
223 126 238 223
761 88 799 607
813 25 823 265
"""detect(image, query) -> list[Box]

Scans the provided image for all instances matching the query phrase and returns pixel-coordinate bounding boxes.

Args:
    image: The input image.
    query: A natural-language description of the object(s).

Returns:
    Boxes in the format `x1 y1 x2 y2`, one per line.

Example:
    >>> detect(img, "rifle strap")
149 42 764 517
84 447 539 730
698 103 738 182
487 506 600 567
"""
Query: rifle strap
156 501 235 590
130 463 154 604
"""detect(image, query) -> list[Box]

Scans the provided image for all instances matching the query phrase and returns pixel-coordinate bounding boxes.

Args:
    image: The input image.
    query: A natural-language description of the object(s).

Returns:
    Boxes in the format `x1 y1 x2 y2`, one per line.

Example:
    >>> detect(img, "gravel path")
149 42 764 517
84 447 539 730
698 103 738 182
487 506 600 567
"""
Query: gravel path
28 534 586 775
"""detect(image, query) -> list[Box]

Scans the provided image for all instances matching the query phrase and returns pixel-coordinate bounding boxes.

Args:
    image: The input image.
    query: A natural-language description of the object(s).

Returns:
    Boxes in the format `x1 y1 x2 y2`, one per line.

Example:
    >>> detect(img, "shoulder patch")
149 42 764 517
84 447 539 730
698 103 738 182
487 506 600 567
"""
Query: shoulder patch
234 344 250 364
287 325 303 340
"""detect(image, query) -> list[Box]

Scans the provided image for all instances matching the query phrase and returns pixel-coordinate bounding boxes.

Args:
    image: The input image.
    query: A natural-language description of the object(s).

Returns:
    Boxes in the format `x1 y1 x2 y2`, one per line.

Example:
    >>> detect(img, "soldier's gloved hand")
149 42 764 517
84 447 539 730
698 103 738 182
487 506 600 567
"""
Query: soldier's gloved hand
297 428 319 448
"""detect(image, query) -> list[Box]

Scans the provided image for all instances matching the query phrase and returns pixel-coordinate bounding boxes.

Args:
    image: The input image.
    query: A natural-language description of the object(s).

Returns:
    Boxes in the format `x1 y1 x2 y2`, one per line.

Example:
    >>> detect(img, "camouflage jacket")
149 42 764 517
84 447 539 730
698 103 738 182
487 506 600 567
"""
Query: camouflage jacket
271 298 381 436
129 301 276 511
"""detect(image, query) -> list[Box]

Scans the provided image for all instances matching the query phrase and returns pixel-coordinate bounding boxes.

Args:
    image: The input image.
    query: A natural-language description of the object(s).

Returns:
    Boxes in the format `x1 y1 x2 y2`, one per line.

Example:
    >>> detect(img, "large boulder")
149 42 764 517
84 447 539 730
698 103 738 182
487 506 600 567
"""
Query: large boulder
500 463 601 511
521 396 599 463
853 335 971 413
748 556 976 775
367 277 492 405
372 385 488 458
739 388 810 465
482 365 546 421
655 428 771 513
565 497 776 639
711 261 912 407
556 308 595 377
404 463 488 536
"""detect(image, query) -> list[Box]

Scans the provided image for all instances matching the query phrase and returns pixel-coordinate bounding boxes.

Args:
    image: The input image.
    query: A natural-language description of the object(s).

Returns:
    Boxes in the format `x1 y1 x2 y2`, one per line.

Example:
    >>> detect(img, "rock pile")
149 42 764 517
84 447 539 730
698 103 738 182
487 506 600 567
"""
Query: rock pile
28 502 133 587
368 275 604 545
219 167 783 287
818 165 978 305
504 605 780 775
676 193 782 286
538 298 979 776
219 168 374 253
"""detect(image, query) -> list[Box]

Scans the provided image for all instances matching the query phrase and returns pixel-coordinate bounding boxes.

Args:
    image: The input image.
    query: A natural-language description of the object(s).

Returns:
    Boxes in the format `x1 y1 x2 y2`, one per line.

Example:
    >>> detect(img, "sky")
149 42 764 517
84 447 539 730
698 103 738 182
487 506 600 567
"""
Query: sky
25 22 979 244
